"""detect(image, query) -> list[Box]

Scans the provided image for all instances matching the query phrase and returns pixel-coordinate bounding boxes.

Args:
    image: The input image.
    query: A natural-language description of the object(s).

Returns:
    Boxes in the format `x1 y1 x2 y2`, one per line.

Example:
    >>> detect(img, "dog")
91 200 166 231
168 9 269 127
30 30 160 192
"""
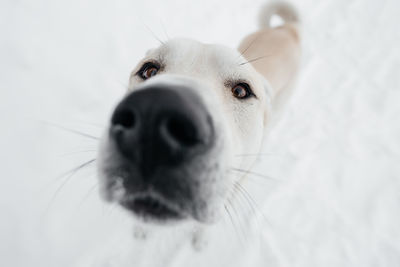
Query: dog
94 1 300 266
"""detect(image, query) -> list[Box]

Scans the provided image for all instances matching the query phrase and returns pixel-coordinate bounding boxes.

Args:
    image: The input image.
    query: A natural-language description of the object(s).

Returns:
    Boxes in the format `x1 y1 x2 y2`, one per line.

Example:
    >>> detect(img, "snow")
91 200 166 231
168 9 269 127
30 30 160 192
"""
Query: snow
1 0 399 266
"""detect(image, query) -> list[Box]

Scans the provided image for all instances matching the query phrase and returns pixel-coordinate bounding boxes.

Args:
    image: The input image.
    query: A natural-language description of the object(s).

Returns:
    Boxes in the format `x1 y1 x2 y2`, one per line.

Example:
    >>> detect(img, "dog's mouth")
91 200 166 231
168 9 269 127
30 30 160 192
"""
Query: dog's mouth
120 195 183 221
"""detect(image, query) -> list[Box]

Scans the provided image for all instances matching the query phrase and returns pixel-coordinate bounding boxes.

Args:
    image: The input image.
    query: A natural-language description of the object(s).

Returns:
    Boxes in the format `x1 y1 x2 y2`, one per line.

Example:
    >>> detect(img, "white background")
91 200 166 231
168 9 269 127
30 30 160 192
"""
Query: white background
1 0 399 266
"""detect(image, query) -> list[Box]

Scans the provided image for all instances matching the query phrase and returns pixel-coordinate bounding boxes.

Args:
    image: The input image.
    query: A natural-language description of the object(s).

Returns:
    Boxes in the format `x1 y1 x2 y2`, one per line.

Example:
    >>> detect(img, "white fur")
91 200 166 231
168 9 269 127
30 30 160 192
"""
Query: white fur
92 5 291 267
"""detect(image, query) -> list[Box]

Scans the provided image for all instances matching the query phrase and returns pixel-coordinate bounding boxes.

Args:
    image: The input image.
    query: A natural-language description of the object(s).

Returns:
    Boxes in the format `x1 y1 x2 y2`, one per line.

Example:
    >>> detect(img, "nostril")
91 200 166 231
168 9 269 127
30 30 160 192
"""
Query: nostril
112 109 136 128
163 116 199 147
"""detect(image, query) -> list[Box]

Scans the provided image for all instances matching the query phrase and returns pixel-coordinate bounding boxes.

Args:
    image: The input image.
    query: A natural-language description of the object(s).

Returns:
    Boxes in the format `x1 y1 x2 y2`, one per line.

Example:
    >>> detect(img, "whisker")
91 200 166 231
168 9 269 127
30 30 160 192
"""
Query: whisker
237 34 261 60
160 19 170 41
101 202 116 217
233 183 263 228
224 204 241 242
56 158 97 184
234 183 272 247
116 79 130 91
236 184 262 217
229 167 281 181
234 183 257 216
232 186 256 238
77 183 99 208
72 120 105 129
235 152 287 158
239 55 272 66
143 23 165 45
230 197 249 244
233 183 264 239
44 158 96 214
236 183 272 227
59 149 97 157
40 120 100 140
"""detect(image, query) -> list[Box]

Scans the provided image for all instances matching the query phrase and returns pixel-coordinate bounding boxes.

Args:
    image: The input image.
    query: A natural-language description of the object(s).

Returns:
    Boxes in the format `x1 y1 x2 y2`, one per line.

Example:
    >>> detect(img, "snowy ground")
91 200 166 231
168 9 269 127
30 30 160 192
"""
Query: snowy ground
1 0 399 266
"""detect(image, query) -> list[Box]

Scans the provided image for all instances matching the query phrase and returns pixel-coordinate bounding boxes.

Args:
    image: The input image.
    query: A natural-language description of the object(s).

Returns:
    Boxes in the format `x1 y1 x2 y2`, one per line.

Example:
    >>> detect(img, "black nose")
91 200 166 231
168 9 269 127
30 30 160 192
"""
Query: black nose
110 85 213 174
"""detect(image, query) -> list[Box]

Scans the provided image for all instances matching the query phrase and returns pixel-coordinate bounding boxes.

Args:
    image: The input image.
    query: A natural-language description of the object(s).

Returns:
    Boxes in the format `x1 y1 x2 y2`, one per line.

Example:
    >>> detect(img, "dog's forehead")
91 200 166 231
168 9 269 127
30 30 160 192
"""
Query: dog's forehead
163 38 238 62
147 38 253 78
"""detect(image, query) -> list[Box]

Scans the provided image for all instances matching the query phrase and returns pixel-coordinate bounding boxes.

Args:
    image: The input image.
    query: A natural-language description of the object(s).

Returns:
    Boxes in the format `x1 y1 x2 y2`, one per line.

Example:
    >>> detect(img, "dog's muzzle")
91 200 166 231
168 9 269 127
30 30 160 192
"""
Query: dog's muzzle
107 84 214 221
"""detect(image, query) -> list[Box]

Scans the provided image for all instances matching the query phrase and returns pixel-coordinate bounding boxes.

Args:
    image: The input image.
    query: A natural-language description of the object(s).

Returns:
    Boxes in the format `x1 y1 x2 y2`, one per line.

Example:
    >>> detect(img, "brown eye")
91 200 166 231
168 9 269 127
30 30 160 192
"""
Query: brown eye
232 83 253 99
143 67 158 79
138 62 160 80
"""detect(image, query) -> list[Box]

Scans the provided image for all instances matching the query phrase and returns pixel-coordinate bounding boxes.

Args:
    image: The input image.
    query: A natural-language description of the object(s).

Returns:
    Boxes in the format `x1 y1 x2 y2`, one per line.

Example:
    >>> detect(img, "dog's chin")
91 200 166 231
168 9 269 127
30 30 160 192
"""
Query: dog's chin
119 194 186 223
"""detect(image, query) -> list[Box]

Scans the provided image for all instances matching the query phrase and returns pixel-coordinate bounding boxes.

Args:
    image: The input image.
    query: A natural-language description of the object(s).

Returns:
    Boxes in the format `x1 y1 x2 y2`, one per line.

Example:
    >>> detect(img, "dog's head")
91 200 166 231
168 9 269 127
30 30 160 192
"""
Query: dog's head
98 38 272 223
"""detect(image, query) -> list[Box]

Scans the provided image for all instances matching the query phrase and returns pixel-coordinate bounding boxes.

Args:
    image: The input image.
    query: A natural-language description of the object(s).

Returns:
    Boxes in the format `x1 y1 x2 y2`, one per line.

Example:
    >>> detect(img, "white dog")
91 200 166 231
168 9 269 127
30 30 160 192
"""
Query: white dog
93 2 300 266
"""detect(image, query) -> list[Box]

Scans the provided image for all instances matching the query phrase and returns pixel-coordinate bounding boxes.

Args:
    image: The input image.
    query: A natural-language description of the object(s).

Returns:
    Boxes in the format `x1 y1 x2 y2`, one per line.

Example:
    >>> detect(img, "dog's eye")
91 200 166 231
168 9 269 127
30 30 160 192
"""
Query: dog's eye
232 83 254 99
138 62 159 80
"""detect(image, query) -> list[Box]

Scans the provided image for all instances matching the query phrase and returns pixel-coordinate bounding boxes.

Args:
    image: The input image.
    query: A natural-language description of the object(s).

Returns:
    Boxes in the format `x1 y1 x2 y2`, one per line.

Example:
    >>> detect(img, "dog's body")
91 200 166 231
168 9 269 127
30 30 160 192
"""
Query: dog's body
89 2 300 266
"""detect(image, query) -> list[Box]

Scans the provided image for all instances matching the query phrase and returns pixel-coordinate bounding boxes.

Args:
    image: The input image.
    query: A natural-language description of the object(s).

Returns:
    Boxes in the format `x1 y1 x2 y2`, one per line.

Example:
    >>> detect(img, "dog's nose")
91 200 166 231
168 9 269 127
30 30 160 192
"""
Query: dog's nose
110 85 213 173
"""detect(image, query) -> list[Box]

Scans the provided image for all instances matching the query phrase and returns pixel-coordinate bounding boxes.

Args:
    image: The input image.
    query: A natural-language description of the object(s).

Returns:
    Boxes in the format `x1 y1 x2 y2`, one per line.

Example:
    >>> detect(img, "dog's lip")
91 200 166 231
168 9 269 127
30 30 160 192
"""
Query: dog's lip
120 194 183 220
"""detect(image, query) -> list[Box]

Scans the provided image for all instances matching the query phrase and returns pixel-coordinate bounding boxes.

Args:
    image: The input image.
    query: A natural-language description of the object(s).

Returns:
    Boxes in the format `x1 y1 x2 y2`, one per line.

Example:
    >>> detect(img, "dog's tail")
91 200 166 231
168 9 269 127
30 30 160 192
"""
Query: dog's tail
258 1 300 29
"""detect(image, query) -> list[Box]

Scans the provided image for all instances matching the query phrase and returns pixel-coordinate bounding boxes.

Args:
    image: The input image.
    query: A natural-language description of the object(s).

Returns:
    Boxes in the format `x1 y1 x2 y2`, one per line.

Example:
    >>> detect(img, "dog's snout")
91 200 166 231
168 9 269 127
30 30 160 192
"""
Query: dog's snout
112 109 136 129
161 114 199 148
110 85 213 171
